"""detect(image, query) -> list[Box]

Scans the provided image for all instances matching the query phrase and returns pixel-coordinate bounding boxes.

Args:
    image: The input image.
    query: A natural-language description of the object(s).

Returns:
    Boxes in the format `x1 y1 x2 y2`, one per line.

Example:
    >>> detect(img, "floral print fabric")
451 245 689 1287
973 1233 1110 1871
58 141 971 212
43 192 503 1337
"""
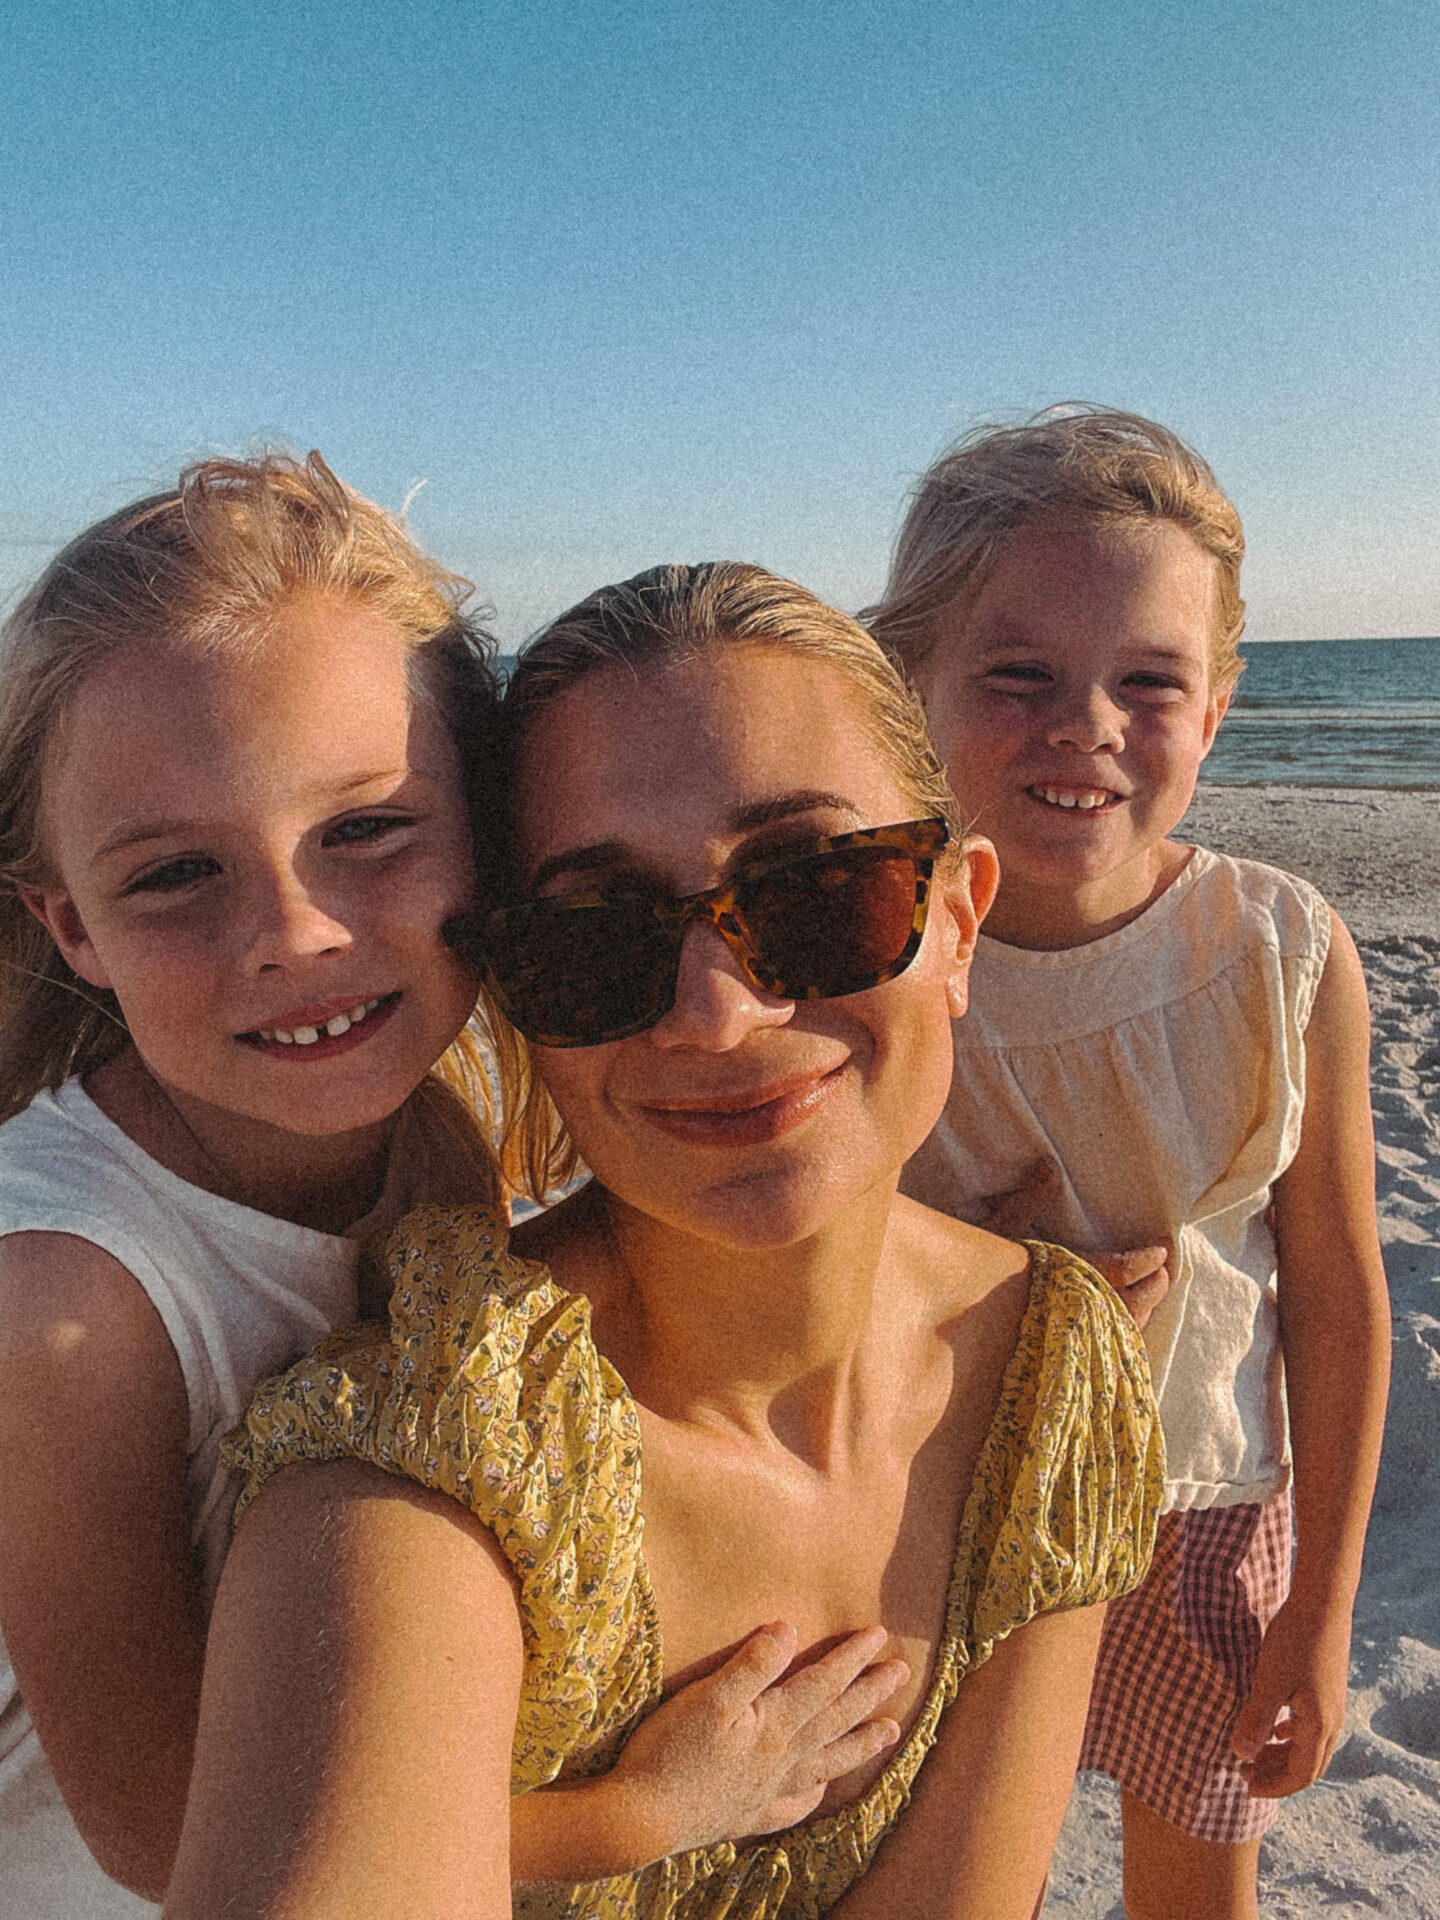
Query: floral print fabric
226 1206 1163 1917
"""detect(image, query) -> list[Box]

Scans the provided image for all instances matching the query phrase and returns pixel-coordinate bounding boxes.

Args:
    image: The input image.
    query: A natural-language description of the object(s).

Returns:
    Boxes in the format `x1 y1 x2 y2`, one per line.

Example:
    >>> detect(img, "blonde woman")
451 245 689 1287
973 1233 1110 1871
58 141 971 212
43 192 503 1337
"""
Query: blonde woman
168 564 1163 1920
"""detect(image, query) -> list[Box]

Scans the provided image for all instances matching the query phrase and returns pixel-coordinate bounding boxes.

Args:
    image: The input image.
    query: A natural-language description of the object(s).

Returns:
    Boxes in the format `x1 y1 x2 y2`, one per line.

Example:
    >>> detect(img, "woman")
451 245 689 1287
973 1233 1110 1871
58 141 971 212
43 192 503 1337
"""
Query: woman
164 564 1161 1919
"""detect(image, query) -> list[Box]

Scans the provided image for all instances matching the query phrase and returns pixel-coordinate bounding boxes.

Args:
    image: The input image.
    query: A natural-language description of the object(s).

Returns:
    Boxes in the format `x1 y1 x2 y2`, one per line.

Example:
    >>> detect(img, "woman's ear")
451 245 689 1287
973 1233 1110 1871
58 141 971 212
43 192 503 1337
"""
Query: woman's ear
940 835 999 1019
19 887 113 990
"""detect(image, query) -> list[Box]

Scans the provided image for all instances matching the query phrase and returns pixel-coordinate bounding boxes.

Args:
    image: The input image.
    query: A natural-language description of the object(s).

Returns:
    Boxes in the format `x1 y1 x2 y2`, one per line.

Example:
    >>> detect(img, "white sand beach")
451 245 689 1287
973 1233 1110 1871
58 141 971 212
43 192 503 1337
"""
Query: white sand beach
1048 784 1440 1918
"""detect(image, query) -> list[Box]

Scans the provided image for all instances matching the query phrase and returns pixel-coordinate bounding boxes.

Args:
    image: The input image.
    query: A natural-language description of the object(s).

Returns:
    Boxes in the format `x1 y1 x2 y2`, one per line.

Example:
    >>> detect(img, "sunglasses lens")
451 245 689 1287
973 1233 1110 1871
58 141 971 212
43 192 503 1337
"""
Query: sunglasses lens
485 897 676 1047
481 823 941 1046
737 845 924 996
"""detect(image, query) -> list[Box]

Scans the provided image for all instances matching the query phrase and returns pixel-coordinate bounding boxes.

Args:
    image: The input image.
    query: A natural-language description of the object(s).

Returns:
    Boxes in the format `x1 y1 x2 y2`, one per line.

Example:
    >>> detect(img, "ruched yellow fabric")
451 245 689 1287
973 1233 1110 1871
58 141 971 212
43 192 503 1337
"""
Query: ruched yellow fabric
226 1205 1163 1918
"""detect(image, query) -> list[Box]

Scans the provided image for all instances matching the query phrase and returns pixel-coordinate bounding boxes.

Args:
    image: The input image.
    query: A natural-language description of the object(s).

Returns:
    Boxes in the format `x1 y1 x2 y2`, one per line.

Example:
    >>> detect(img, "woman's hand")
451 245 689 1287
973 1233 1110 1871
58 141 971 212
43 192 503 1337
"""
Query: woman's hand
612 1623 908 1853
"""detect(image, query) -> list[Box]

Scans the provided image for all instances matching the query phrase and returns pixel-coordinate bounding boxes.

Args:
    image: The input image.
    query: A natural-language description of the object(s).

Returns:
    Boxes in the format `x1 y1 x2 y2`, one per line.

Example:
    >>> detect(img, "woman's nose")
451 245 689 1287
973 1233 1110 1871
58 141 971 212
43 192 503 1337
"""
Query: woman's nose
647 918 794 1051
1046 683 1127 755
239 868 353 974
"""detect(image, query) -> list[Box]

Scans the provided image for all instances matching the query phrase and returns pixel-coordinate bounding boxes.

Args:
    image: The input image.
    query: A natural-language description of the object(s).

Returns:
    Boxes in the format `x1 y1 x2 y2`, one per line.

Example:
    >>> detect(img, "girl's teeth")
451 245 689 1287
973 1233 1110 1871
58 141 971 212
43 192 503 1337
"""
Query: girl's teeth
1040 788 1110 810
259 997 384 1045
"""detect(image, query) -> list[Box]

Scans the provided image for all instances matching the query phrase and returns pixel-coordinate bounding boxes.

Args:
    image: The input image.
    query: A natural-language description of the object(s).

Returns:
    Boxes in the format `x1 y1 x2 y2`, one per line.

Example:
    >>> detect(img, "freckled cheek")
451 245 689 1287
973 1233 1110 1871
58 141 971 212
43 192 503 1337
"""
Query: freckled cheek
106 953 225 1054
94 913 224 994
531 1055 614 1131
326 869 464 963
936 724 1019 808
376 845 477 934
530 1055 648 1179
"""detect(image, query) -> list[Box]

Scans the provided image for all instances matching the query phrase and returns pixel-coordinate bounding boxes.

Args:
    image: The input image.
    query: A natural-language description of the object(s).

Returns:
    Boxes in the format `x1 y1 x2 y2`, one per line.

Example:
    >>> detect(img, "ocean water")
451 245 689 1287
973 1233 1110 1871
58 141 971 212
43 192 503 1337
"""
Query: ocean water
1204 637 1440 788
500 636 1440 789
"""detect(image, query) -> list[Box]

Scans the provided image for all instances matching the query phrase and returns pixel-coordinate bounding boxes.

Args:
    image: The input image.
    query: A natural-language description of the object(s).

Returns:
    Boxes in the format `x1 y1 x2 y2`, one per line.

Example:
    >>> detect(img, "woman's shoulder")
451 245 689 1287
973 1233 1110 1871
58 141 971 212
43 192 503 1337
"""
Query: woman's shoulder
226 1202 657 1790
893 1203 1157 1432
226 1203 642 1559
953 1237 1164 1646
887 1209 1162 1636
888 1193 1031 1310
887 1201 1161 1567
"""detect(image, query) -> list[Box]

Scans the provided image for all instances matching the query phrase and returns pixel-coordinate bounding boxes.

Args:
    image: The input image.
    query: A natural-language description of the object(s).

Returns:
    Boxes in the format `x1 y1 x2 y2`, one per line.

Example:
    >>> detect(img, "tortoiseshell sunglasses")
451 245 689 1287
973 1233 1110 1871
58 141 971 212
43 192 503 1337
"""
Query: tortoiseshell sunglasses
450 817 950 1049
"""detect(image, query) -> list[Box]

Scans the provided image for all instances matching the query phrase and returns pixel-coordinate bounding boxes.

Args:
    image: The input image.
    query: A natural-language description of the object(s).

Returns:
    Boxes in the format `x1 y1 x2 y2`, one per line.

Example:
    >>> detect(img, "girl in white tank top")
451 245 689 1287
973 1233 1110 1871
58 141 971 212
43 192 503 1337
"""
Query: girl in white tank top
866 407 1391 1920
0 456 905 1916
0 452 507 1913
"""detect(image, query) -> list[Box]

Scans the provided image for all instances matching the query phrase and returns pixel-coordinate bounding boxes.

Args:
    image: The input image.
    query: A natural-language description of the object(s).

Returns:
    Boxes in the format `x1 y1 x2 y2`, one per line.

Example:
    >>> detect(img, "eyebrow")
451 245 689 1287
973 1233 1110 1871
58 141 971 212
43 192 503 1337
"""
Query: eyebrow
974 626 1198 661
91 766 435 860
527 790 865 893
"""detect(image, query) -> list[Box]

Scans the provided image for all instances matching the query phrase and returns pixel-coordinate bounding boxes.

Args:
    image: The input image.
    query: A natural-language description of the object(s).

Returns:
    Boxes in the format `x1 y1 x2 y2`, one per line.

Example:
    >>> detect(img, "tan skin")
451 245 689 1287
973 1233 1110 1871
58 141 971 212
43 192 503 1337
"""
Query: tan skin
165 646 1113 1920
1 600 913 1899
914 516 1391 1920
0 599 482 1894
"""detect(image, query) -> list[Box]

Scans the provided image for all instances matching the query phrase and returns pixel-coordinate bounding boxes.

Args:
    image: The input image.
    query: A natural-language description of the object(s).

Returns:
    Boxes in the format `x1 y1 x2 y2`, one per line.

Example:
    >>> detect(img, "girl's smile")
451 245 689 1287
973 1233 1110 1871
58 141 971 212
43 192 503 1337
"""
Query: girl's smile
238 989 400 1056
26 595 479 1158
919 517 1229 950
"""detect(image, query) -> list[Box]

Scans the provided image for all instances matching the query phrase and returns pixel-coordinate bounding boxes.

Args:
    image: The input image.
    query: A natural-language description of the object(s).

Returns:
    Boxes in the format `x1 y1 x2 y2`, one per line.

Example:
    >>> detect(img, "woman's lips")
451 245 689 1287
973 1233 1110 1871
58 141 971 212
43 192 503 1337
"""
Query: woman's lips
639 1066 846 1147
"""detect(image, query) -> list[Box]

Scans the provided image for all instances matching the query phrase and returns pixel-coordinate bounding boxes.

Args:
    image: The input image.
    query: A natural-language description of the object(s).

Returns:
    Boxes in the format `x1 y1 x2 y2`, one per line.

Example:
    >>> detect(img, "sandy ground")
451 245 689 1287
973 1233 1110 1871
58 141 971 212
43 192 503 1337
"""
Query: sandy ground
1047 785 1440 1918
1179 784 1440 941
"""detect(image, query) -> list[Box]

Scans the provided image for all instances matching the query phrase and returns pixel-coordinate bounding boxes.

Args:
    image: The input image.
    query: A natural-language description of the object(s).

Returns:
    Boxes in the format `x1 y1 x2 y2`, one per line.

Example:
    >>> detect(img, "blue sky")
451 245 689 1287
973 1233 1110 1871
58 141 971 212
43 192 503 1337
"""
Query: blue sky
3 0 1437 642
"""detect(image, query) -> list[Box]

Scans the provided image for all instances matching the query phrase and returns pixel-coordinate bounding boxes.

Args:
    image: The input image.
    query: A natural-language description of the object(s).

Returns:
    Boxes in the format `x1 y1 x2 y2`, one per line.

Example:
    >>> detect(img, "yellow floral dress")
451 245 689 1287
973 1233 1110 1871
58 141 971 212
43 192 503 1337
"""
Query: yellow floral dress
226 1205 1163 1919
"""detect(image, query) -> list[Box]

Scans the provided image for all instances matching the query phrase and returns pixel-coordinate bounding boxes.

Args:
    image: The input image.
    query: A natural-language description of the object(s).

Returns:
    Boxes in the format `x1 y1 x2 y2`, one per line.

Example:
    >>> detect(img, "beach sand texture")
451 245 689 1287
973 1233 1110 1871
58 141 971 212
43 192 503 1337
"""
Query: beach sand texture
1048 786 1440 1917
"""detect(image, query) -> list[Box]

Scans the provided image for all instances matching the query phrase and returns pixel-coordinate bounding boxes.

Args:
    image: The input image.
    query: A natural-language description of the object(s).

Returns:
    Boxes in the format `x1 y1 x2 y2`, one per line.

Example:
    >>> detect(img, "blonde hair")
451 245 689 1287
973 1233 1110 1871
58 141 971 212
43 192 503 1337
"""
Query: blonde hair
0 449 521 1199
863 405 1247 692
477 561 965 1200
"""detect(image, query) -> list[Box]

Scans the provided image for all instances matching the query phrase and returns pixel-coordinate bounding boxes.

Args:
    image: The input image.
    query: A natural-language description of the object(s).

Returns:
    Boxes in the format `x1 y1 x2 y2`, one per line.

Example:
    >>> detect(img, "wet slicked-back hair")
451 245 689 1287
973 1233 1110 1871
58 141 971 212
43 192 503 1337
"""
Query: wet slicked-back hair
503 559 961 836
480 559 965 1200
0 450 518 1200
863 405 1246 692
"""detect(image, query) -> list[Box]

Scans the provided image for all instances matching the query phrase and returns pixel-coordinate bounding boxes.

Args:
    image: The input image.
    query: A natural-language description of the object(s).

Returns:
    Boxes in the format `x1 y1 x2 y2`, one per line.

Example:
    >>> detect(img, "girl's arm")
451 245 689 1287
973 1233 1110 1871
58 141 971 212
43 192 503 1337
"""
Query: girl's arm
163 1460 524 1920
164 1454 910 1905
169 1466 1090 1920
510 1622 907 1883
0 1232 206 1898
827 1602 1106 1920
1231 910 1391 1792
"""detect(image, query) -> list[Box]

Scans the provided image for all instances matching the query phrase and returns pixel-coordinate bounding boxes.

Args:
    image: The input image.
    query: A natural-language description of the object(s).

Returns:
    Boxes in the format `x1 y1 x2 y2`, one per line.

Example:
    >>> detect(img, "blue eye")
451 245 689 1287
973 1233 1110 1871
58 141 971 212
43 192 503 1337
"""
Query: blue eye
325 814 413 846
125 855 220 895
983 665 1051 689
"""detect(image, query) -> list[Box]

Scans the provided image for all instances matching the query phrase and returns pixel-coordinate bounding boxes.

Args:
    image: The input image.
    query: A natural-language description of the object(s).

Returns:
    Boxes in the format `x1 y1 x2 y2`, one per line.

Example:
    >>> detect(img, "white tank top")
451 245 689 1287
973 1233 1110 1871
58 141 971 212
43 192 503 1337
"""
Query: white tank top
903 847 1332 1514
0 1077 492 1914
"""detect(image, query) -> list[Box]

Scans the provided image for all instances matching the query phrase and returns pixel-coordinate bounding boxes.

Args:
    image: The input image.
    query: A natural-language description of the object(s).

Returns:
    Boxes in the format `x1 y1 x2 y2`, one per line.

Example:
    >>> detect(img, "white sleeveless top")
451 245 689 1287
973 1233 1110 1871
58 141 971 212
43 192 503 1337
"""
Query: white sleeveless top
903 847 1332 1515
0 1078 493 1915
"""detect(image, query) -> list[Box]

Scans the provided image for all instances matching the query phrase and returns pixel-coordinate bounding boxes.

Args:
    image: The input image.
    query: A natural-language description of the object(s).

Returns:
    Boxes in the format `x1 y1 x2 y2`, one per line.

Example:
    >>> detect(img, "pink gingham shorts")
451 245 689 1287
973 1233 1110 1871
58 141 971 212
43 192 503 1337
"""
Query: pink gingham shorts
1079 1489 1293 1843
